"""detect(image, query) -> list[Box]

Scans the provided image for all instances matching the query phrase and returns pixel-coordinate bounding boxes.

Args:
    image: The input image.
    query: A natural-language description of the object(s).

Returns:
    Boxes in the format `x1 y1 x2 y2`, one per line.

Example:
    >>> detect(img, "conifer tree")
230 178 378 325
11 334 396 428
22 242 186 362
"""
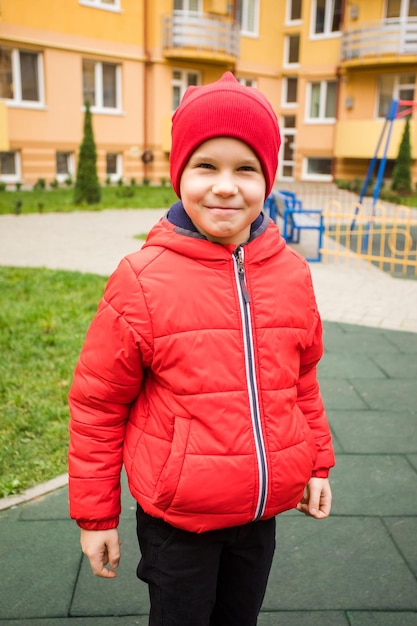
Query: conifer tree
74 101 101 204
391 118 412 194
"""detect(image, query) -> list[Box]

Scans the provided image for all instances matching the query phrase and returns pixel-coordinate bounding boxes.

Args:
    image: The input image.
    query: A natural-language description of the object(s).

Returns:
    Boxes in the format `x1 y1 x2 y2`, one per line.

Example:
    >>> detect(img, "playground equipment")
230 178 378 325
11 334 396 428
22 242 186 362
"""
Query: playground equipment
353 99 417 249
359 98 417 208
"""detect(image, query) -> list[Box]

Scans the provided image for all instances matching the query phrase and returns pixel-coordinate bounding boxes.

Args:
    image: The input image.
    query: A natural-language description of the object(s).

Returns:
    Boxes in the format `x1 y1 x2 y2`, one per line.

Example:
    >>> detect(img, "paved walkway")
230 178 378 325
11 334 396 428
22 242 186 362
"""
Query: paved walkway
1 209 417 625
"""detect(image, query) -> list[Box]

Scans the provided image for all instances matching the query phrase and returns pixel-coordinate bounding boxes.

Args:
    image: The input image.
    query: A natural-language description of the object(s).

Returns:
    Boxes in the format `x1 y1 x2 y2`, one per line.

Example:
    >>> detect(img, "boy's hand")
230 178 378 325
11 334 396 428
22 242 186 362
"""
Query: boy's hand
80 528 121 578
296 477 332 519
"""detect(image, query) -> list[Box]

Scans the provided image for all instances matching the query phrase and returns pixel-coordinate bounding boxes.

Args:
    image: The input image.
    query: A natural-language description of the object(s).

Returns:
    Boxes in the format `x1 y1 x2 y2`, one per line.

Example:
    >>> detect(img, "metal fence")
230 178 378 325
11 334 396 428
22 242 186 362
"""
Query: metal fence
321 200 417 278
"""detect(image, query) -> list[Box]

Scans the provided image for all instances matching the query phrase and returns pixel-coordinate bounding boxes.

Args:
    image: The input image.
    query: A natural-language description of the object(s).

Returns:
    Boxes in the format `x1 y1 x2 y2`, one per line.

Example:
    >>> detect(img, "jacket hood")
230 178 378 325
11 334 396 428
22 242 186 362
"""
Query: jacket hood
142 201 286 264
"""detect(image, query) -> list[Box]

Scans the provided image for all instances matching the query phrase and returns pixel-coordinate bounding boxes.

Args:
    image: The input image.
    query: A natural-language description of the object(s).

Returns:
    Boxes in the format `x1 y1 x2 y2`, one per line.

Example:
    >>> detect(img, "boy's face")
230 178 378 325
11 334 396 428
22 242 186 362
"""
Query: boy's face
179 137 266 245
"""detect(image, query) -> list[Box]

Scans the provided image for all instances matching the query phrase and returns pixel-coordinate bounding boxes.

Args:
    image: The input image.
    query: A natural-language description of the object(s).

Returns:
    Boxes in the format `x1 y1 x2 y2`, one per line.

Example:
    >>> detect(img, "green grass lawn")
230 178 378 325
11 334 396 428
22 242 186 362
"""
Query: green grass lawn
0 184 178 215
0 266 108 497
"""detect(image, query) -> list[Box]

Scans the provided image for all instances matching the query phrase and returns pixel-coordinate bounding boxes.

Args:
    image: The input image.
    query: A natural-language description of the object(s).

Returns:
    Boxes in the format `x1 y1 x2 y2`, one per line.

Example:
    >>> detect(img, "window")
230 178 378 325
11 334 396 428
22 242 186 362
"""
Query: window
79 0 120 11
0 46 43 106
106 152 122 182
280 115 297 180
174 0 202 10
312 0 342 36
307 80 337 121
287 0 302 22
283 77 298 106
377 73 416 118
82 59 121 112
238 77 257 87
0 151 20 182
56 152 74 182
284 34 300 65
172 69 200 110
236 0 259 35
303 157 332 180
385 0 417 19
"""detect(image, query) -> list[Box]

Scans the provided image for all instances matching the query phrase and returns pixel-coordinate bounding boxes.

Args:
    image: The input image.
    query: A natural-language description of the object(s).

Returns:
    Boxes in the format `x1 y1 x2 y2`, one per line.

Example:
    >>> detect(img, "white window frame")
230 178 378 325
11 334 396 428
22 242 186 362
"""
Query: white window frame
376 73 416 119
173 0 202 11
1 47 44 109
279 116 297 181
384 0 417 19
237 77 257 87
305 80 337 123
79 0 121 12
238 0 260 37
284 34 300 68
0 151 21 183
302 156 333 181
282 76 299 107
286 0 302 25
310 0 342 39
55 151 75 183
106 152 123 182
83 60 122 114
172 69 200 111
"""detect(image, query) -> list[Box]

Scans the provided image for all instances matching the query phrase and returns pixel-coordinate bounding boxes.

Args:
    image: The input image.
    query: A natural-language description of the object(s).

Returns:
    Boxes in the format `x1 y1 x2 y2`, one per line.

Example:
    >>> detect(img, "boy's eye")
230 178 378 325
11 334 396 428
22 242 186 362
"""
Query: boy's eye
238 165 256 172
196 162 215 170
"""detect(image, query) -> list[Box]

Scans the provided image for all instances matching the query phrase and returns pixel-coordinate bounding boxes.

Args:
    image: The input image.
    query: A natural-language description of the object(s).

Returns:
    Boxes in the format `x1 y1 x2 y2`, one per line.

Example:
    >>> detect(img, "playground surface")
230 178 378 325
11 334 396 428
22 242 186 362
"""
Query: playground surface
0 205 417 624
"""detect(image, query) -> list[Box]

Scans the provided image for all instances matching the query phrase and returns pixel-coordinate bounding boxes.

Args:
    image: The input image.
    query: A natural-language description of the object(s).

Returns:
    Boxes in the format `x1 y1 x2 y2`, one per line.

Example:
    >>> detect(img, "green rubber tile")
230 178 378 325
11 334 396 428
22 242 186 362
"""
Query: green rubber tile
70 516 149 617
319 379 368 410
0 619 149 625
19 486 69 520
318 353 385 379
347 612 417 625
407 453 417 471
371 352 417 378
327 410 417 453
322 329 401 355
384 517 417 577
330 455 417 516
264 516 417 611
348 378 417 413
0 519 80 620
258 611 349 625
383 329 417 354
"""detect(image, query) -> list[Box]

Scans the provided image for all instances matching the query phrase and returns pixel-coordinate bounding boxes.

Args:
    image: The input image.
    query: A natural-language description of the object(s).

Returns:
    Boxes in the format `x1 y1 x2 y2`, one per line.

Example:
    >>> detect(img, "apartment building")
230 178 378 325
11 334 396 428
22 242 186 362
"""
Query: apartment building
0 0 416 188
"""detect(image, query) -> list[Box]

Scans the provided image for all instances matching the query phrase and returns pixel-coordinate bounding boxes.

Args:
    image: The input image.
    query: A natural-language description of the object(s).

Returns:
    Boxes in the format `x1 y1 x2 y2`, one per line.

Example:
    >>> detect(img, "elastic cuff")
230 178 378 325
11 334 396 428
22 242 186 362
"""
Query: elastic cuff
76 517 119 531
311 468 329 478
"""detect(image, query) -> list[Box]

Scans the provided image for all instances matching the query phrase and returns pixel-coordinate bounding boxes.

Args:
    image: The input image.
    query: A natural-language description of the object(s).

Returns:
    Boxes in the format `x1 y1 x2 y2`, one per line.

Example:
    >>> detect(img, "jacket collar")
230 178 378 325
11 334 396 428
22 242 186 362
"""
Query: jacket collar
166 200 266 242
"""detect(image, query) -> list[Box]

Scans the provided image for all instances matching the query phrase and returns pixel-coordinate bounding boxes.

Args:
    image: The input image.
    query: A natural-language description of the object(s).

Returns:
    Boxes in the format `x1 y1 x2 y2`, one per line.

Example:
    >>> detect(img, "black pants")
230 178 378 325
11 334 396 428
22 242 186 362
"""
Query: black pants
136 504 276 626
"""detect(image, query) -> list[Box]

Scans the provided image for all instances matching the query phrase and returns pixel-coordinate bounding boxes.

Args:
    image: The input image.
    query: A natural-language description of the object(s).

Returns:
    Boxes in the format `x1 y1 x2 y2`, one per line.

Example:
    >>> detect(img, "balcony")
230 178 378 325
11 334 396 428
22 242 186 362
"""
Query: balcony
334 119 411 160
162 11 239 65
341 18 417 65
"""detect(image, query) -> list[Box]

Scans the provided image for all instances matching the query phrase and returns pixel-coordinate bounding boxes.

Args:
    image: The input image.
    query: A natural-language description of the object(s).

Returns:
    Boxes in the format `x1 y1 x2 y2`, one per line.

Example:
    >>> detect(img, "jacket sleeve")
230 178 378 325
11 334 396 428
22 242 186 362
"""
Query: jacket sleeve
297 309 335 477
68 258 152 529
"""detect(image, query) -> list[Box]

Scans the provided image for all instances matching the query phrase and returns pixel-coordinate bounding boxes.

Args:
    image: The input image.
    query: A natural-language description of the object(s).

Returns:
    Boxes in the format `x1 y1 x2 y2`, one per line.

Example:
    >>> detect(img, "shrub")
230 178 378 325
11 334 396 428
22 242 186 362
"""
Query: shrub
34 178 46 190
392 118 412 194
73 101 101 205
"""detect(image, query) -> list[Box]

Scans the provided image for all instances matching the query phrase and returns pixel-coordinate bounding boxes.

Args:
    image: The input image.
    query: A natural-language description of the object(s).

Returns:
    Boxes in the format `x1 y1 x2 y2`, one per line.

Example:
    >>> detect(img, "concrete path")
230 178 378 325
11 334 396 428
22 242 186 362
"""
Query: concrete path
0 208 416 332
0 208 417 625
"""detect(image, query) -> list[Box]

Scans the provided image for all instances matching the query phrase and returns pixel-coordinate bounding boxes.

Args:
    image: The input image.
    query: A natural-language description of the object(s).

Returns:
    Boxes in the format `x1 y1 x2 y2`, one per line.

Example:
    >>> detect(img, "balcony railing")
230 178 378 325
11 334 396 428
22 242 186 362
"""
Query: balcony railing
162 11 240 61
341 18 417 61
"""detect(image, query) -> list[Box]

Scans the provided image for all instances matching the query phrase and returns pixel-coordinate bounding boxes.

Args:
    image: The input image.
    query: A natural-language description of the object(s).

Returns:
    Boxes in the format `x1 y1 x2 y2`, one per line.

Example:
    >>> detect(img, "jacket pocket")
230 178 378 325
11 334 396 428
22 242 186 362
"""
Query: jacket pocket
152 416 191 510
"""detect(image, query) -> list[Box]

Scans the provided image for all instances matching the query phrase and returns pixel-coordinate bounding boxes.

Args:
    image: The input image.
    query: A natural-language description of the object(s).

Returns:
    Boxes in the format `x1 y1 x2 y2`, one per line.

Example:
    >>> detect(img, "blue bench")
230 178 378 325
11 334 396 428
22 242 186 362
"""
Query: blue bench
264 190 324 262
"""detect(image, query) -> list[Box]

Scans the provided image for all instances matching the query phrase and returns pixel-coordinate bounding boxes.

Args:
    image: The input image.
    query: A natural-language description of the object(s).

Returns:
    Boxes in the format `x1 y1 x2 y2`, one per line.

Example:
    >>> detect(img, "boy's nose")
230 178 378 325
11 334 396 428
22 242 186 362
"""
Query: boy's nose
212 176 238 197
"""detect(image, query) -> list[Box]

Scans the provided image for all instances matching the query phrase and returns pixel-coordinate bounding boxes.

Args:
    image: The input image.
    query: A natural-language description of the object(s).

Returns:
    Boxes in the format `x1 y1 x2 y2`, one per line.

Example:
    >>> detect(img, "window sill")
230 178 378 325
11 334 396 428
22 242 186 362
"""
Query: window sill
5 101 47 111
79 0 122 13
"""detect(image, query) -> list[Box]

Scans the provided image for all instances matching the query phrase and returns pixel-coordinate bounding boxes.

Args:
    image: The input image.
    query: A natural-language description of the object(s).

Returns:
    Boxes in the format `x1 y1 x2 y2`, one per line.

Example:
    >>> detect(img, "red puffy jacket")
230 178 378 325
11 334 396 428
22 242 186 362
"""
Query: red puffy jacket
68 211 335 533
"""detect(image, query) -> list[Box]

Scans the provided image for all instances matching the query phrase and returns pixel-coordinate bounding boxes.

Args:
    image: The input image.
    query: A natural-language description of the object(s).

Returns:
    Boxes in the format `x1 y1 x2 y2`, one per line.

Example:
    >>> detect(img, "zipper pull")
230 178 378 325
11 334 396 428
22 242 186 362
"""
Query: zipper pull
235 247 250 303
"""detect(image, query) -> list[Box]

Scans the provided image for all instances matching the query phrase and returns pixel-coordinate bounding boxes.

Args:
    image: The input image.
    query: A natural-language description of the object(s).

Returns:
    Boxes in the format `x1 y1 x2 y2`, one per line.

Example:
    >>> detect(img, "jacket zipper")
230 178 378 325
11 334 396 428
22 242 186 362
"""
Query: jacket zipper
233 246 268 521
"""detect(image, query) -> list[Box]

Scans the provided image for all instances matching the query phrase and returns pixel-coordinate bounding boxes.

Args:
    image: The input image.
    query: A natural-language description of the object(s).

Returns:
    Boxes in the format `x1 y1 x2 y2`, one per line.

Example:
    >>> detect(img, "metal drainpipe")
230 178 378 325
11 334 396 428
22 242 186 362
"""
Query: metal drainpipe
143 0 151 181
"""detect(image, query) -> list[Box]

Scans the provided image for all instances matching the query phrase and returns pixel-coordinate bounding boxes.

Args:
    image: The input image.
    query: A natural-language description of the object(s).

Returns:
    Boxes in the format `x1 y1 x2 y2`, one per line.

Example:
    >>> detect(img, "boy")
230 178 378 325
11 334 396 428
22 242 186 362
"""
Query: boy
68 72 335 626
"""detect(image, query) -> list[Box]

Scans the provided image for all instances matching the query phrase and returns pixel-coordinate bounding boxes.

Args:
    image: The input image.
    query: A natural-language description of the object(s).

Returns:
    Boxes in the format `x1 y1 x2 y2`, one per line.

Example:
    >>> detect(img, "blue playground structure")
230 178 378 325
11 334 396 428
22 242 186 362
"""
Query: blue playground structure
359 98 417 209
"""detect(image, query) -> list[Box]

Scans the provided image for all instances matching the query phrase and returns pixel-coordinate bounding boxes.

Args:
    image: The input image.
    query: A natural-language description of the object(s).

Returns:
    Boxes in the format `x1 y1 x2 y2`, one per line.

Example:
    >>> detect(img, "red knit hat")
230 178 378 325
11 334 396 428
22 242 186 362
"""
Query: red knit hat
170 72 281 198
